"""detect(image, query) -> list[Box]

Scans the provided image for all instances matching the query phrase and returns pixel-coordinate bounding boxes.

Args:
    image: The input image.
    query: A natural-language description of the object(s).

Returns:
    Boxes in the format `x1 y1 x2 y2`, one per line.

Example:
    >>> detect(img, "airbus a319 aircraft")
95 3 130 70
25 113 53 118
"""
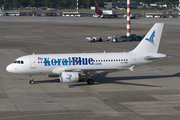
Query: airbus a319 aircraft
6 23 166 85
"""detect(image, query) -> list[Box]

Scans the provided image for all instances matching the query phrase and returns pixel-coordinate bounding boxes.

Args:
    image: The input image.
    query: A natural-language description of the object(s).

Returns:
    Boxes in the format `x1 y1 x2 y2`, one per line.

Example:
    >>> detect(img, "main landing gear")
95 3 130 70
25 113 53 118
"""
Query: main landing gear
87 79 94 85
29 75 34 84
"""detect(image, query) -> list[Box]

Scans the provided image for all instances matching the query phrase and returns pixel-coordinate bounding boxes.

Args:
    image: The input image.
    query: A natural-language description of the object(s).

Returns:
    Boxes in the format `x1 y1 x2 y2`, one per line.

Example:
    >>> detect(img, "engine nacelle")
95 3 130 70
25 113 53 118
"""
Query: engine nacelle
59 72 79 83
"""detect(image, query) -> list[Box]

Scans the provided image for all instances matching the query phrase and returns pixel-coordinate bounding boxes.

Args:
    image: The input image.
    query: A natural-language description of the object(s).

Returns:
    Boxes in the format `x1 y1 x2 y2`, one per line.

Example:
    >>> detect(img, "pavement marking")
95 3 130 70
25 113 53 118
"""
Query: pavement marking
69 85 80 88
0 75 21 80
3 36 9 38
1 111 180 120
148 69 162 71
0 75 22 82
0 111 119 120
0 80 80 91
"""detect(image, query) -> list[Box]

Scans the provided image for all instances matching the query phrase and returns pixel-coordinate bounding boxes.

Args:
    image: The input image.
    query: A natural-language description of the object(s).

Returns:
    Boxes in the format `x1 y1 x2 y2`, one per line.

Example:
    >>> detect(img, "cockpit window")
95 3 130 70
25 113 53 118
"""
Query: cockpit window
13 60 24 64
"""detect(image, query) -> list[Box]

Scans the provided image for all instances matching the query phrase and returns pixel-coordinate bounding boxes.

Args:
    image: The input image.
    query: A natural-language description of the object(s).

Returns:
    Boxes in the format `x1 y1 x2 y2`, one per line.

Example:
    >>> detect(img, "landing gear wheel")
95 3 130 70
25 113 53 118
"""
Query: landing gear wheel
87 79 94 85
29 75 34 84
29 80 34 84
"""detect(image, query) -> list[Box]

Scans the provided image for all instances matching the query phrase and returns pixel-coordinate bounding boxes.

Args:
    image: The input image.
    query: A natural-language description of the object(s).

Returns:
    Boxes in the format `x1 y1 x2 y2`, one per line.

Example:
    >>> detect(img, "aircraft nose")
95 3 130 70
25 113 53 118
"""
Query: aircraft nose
6 64 14 73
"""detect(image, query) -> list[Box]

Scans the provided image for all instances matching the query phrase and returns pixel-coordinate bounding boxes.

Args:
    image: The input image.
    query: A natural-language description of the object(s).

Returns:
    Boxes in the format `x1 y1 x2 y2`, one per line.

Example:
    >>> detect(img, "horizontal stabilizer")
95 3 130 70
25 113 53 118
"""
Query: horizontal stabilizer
145 54 167 61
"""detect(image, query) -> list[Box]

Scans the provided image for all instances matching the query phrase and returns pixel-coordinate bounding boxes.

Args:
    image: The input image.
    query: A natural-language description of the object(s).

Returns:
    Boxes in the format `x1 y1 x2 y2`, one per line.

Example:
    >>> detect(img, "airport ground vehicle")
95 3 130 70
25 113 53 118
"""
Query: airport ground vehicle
108 35 144 42
85 36 103 42
0 12 3 16
124 14 136 19
107 36 125 42
62 12 81 17
120 35 145 41
8 12 20 16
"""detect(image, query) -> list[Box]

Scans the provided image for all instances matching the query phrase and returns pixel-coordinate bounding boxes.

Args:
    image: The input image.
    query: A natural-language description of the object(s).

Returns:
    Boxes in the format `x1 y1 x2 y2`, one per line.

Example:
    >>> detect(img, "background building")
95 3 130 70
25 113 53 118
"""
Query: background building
104 0 139 9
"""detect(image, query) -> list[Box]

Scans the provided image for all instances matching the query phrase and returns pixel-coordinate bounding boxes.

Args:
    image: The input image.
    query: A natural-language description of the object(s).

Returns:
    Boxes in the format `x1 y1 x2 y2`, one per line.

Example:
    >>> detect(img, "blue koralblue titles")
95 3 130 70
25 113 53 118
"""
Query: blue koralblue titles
40 57 94 66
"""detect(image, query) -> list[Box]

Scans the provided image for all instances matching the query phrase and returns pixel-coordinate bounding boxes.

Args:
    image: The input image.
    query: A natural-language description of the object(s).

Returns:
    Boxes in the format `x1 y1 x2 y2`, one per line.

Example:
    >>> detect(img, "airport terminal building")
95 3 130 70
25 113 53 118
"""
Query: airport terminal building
104 0 139 9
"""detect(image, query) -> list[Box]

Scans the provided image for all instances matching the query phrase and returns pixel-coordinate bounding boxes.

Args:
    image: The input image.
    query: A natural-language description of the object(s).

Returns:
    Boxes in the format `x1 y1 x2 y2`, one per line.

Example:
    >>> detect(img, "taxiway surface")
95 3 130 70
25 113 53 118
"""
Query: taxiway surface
0 16 180 120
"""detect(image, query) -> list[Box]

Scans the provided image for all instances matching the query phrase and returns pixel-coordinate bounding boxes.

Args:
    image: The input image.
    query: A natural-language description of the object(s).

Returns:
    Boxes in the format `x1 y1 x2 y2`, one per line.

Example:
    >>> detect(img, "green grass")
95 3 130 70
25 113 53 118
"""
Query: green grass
1 10 33 12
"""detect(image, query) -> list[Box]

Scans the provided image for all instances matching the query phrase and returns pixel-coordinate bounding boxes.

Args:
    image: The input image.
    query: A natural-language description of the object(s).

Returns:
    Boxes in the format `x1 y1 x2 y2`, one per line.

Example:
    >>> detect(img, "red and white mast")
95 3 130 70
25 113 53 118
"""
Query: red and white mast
127 0 130 37
77 0 79 13
179 0 180 15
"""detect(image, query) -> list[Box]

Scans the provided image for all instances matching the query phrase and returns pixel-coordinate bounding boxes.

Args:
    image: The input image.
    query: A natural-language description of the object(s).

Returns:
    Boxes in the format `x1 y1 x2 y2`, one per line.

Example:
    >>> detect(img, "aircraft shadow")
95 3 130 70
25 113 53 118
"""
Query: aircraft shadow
35 72 180 87
35 79 60 84
69 72 180 87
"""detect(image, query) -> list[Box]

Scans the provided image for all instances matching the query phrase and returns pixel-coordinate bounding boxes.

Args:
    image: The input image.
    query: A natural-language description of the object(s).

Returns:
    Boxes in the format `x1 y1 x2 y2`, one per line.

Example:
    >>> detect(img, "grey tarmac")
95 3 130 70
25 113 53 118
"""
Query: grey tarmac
0 16 180 120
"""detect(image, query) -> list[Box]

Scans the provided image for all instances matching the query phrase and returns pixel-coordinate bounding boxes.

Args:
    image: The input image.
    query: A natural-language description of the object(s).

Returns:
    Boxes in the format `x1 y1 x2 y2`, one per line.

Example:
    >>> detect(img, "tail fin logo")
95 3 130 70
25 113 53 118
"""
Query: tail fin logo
145 30 156 46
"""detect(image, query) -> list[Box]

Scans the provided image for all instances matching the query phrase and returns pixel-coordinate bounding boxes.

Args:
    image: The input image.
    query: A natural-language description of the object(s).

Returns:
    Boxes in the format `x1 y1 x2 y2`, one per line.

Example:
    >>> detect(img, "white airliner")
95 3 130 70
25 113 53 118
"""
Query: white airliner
6 23 166 85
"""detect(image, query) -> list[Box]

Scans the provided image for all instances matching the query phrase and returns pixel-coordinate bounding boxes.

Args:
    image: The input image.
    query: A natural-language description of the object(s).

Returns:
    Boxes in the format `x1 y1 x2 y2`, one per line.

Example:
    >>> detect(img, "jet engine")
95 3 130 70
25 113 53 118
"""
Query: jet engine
59 72 79 83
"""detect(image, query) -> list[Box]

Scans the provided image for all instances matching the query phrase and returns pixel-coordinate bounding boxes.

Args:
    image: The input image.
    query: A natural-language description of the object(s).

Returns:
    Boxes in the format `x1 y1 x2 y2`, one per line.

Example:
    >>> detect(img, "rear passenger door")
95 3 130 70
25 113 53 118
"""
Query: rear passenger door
131 55 136 66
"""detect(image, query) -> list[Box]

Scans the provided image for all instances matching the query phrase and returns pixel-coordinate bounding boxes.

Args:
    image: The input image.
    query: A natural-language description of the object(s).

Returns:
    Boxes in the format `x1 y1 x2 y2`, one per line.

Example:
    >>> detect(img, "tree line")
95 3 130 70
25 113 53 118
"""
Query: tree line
2 0 100 9
0 0 178 9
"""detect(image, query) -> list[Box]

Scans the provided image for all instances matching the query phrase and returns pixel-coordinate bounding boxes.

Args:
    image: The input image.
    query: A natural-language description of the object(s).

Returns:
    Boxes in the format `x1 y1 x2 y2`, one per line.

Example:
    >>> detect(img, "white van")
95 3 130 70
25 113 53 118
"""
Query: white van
8 12 20 16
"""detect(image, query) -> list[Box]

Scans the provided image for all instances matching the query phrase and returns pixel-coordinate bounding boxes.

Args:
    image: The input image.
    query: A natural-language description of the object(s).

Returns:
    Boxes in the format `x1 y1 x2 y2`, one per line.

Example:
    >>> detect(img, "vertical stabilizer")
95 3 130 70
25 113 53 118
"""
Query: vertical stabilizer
94 0 102 15
131 23 164 53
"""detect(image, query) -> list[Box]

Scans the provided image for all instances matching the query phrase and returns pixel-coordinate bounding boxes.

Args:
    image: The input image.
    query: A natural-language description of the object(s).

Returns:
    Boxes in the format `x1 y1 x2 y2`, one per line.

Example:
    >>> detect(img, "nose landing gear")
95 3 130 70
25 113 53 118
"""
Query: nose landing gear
29 75 34 84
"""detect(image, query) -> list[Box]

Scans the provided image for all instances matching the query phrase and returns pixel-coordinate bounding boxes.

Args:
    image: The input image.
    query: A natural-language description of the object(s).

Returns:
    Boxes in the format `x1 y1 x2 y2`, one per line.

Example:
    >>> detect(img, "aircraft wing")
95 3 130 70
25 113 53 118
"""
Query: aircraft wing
52 66 120 75
52 66 134 75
